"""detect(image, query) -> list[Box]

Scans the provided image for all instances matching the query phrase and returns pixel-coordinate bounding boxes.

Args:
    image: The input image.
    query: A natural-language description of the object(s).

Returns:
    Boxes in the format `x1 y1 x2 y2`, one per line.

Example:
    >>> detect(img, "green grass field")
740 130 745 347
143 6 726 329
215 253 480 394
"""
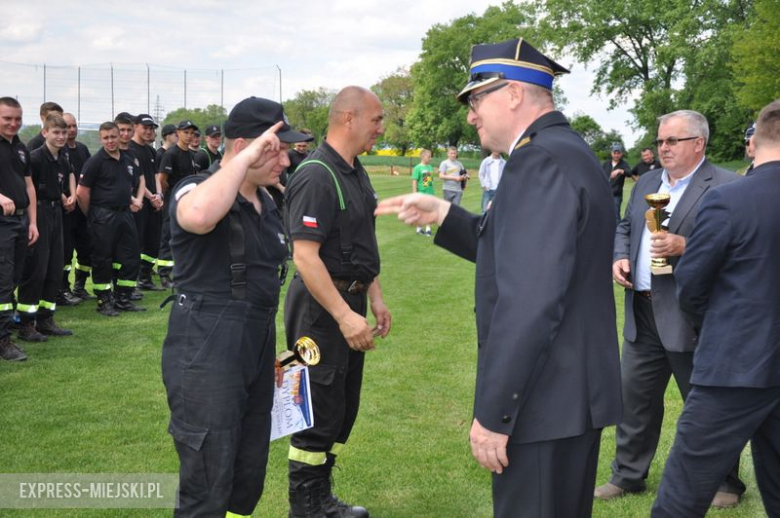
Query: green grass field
0 173 764 517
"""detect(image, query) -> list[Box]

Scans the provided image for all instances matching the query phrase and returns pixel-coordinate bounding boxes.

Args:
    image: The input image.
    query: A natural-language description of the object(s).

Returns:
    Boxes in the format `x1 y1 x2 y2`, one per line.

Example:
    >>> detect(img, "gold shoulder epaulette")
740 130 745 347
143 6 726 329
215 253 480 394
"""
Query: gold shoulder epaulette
514 137 531 151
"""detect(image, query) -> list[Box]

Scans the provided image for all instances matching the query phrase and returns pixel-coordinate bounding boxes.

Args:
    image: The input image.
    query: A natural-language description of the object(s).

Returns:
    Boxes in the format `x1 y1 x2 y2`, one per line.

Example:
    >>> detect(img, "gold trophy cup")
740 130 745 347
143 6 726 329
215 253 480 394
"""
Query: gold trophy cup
276 336 321 372
644 193 673 275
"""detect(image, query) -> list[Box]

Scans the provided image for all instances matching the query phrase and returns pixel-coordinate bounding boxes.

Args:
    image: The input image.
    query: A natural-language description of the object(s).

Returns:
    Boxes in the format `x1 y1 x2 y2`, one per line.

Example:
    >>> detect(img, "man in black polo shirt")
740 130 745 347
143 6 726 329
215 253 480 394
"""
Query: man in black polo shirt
130 114 164 291
162 97 309 517
26 101 63 152
76 122 145 316
157 120 198 288
17 113 75 341
203 124 223 167
156 124 178 165
630 147 662 180
0 97 39 362
60 113 91 304
284 86 391 518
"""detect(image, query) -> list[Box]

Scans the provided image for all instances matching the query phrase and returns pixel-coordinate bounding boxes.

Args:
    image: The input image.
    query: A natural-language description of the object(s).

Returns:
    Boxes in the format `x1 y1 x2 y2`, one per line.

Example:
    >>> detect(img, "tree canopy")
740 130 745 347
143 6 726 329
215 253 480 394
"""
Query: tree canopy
162 104 228 134
283 88 336 145
372 68 414 155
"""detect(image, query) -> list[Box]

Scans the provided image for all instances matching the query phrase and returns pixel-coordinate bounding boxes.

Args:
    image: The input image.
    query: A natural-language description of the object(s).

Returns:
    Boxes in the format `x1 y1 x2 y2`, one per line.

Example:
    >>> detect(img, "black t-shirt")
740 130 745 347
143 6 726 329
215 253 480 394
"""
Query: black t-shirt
169 170 287 307
287 149 308 177
0 135 31 208
192 149 209 173
155 146 167 168
603 158 631 197
79 148 139 208
205 147 222 167
631 159 662 178
64 141 91 182
285 140 380 281
129 140 157 194
26 132 45 152
159 145 197 193
30 145 72 201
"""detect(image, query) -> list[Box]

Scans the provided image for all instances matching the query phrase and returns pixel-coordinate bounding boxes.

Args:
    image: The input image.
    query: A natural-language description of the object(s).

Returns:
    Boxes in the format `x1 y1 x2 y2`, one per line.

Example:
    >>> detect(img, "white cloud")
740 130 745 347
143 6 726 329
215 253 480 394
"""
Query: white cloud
1 0 640 145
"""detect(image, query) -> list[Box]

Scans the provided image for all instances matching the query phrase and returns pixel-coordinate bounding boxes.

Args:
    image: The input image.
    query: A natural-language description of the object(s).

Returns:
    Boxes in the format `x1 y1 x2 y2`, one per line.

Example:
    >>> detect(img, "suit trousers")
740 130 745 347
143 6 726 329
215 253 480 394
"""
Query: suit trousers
611 295 744 494
652 385 780 517
493 429 602 518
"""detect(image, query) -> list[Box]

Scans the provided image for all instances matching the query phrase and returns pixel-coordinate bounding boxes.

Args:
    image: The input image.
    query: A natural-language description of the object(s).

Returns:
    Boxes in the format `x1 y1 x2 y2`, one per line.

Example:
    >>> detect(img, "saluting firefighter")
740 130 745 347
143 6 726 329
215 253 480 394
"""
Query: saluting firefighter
161 97 310 517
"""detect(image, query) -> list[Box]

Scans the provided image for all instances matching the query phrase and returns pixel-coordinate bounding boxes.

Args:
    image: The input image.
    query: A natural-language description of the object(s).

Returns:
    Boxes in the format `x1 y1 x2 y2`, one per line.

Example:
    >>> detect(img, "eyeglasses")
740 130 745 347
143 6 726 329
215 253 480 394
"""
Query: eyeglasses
653 136 700 148
467 82 509 112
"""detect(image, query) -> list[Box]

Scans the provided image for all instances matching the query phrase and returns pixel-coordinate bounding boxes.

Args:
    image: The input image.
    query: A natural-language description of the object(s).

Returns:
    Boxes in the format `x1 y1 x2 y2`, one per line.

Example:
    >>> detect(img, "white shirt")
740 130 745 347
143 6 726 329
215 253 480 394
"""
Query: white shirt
479 155 505 191
634 157 705 291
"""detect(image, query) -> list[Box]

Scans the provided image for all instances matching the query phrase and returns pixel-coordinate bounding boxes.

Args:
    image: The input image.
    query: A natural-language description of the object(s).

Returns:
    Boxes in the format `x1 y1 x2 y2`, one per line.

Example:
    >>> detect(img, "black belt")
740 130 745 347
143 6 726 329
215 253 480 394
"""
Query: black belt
39 199 60 207
636 290 652 299
6 208 26 217
332 278 370 294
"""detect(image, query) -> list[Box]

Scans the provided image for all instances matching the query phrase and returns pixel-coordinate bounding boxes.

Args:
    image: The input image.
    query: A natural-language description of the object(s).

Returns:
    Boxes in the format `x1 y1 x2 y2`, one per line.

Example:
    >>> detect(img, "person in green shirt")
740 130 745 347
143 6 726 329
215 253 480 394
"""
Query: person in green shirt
411 149 435 235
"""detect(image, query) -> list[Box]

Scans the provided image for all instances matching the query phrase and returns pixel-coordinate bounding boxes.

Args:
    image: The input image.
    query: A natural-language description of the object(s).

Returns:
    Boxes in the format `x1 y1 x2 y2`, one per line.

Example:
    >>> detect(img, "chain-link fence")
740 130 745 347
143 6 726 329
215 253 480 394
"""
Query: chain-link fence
1 60 281 129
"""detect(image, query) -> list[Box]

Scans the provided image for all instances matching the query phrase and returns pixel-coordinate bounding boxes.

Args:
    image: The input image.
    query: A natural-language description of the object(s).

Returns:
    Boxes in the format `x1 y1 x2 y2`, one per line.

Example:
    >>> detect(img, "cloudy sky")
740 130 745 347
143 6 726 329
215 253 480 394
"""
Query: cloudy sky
0 0 640 145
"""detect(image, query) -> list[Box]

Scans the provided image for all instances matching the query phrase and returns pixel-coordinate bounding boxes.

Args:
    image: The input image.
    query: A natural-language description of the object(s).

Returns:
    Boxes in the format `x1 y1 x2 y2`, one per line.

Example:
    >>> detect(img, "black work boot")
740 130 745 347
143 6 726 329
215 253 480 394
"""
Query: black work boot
138 263 165 291
56 289 82 306
289 479 328 518
36 316 73 336
129 288 143 301
114 288 146 312
73 269 94 300
0 334 27 362
289 461 328 518
96 290 119 317
321 454 369 518
159 272 174 289
17 321 47 342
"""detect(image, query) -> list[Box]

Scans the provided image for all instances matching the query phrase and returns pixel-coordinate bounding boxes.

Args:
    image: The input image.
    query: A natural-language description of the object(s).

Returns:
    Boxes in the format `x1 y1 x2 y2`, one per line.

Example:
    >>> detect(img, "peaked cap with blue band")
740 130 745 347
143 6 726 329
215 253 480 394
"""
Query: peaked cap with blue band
457 38 570 103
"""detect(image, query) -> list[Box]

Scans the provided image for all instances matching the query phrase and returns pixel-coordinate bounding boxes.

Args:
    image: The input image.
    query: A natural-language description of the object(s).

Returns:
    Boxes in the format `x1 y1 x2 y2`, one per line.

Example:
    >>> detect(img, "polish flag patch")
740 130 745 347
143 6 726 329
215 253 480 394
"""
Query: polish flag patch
302 216 318 228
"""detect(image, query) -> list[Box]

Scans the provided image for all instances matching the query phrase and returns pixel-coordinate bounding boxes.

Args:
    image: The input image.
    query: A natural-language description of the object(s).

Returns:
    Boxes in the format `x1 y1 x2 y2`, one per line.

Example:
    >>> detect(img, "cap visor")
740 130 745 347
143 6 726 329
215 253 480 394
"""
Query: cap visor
456 77 501 103
278 129 314 143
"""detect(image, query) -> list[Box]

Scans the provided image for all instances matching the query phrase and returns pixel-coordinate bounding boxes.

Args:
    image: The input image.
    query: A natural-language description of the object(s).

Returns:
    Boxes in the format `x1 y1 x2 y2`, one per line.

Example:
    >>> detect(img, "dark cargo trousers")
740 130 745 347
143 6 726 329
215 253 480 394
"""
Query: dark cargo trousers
0 214 29 337
162 293 276 517
17 202 63 321
88 206 139 292
284 275 366 481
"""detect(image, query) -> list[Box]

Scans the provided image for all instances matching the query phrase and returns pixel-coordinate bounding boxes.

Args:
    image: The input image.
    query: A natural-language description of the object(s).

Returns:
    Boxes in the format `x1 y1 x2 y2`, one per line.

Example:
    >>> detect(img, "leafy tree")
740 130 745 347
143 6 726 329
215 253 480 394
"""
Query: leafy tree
408 2 540 150
162 104 228 135
536 0 752 161
372 68 414 155
731 0 780 111
568 113 604 146
283 88 336 145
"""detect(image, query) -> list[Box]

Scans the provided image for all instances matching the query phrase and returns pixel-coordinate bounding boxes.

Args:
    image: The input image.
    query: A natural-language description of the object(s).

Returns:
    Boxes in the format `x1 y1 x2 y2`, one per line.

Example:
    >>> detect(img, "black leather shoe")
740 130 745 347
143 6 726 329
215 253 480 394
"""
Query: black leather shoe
17 322 48 342
129 289 144 301
0 336 27 362
56 290 82 306
114 299 146 312
36 317 73 336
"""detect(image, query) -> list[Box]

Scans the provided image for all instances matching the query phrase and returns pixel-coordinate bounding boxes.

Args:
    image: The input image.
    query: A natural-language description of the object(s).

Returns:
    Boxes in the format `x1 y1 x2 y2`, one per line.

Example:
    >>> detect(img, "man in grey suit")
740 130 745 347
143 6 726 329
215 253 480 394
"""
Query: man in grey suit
595 110 745 507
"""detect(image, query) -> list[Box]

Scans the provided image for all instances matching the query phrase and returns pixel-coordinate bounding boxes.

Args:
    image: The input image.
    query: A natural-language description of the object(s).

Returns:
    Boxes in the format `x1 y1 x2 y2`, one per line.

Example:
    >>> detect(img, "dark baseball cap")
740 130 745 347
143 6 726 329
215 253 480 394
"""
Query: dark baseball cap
205 124 221 137
161 124 177 137
114 112 135 123
135 114 159 128
611 143 624 152
177 120 198 131
224 97 313 143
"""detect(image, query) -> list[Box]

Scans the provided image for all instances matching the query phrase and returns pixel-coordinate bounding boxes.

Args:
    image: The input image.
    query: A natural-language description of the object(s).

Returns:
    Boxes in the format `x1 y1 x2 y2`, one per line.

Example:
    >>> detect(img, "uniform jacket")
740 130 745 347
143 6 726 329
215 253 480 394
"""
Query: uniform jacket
434 111 622 444
614 160 739 352
675 161 780 388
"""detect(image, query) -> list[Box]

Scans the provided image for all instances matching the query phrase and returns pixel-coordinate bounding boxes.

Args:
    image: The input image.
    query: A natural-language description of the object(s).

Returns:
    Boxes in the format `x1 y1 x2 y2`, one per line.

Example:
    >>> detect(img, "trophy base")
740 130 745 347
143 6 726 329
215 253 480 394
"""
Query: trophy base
651 265 673 275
